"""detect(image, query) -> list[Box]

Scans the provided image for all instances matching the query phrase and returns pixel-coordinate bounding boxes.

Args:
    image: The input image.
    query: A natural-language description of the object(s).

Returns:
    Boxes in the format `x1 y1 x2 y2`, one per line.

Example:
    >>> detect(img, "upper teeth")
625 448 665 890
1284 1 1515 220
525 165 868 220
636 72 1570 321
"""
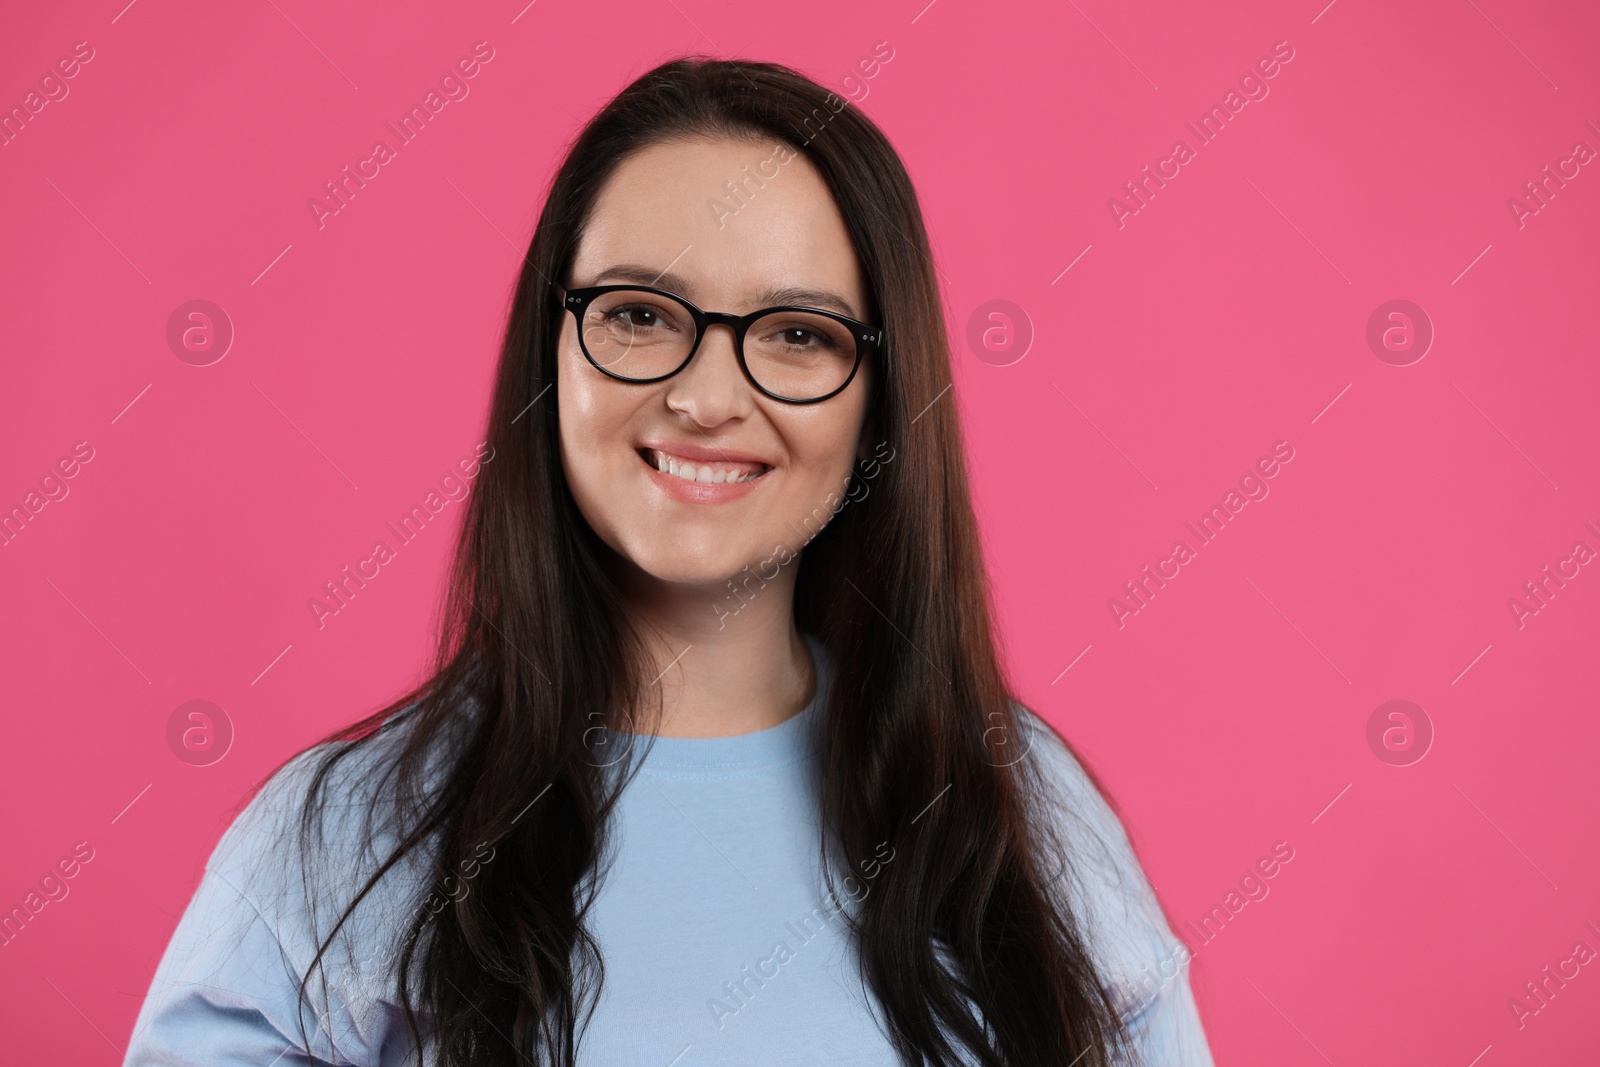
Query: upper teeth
651 449 765 485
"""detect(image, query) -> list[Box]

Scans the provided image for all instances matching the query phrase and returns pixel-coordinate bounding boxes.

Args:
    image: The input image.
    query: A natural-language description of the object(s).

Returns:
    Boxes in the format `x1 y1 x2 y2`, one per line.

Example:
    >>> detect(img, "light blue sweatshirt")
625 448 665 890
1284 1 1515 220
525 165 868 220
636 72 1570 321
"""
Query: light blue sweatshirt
124 635 1214 1065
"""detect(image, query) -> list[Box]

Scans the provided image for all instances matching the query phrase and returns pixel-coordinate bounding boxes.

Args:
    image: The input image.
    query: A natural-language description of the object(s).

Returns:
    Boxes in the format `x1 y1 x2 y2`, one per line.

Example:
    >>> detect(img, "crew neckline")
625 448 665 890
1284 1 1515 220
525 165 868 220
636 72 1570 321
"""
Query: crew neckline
626 631 830 778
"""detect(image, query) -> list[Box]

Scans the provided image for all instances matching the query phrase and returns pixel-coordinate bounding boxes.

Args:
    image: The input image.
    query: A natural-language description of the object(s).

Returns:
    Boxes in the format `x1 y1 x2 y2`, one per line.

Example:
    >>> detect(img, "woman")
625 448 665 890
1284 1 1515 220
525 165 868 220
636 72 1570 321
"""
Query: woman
125 57 1212 1066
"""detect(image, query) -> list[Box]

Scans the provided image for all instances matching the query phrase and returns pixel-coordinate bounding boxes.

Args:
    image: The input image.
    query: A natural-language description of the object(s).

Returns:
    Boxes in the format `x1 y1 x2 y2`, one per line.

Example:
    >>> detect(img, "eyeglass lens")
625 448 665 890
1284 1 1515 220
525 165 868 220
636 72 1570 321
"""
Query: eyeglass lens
579 289 860 400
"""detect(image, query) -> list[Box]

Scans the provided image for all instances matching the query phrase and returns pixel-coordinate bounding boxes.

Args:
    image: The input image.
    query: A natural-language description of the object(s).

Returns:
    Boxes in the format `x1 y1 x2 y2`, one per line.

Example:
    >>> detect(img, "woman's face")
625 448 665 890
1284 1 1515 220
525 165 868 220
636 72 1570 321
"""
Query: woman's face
558 136 875 591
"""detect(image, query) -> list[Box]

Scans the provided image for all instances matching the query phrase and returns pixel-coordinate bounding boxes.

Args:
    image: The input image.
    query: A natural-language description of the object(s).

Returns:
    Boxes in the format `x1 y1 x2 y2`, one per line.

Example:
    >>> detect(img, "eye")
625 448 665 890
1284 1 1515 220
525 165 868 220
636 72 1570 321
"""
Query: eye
606 305 667 329
768 324 838 350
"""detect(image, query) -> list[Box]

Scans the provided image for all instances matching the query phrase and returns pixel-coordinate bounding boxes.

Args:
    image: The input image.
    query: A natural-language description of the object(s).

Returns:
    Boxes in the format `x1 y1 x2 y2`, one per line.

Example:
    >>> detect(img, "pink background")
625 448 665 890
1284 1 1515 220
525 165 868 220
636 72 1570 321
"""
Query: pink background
3 0 1598 1062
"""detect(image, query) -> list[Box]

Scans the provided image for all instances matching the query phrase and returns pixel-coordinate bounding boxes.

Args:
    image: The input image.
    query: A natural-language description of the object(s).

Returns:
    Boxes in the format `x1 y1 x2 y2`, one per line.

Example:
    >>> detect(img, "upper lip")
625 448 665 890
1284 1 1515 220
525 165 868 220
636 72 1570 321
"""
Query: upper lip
637 438 776 469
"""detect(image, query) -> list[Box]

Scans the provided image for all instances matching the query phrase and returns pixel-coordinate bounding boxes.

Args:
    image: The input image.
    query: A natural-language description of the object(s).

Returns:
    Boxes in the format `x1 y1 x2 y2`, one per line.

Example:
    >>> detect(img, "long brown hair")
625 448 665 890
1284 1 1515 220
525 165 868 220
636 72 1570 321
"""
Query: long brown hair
284 55 1134 1066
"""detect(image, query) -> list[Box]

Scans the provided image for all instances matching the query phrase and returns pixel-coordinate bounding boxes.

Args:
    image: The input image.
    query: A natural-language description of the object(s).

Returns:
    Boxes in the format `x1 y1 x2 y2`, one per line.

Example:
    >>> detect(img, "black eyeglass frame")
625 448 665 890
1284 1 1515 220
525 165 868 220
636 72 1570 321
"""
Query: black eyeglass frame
555 283 885 405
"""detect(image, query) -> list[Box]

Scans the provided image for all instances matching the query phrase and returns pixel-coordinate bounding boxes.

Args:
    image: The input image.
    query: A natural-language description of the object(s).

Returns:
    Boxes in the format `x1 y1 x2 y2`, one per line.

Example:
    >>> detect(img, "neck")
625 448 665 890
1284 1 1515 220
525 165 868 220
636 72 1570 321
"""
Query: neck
614 560 816 739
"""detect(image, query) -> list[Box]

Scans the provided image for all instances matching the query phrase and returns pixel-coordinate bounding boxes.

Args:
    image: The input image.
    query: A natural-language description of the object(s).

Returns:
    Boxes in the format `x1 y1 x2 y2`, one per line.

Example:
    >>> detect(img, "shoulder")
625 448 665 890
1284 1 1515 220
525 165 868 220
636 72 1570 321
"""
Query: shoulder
204 715 447 995
127 719 444 1065
211 724 406 898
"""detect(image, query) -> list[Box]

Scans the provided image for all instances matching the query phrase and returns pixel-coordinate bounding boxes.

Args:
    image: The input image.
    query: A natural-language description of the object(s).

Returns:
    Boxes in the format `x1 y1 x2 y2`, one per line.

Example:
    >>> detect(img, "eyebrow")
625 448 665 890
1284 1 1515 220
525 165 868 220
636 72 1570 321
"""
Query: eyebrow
587 264 863 319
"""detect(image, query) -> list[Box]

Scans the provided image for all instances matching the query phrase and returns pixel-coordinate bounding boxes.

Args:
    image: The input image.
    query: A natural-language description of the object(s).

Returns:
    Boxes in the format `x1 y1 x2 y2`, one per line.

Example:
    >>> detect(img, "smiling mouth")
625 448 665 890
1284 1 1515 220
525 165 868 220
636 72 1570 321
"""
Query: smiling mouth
638 448 772 485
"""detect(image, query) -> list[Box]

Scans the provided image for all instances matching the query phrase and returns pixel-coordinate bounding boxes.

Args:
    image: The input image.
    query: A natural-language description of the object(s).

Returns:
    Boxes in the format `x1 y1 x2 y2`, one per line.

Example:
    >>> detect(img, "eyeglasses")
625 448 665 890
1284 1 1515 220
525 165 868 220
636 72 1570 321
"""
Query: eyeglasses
555 283 884 404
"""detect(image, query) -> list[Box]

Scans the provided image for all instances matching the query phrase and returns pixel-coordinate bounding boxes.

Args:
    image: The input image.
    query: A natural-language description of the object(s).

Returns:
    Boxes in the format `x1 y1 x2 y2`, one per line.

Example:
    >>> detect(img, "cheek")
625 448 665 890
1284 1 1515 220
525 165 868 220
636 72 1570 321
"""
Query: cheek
775 398 869 515
557 341 632 525
558 325 625 448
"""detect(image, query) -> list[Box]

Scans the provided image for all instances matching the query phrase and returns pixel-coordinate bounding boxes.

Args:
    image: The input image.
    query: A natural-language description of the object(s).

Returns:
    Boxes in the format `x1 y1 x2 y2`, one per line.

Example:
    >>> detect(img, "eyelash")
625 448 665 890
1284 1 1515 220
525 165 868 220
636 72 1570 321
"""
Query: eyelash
600 308 843 352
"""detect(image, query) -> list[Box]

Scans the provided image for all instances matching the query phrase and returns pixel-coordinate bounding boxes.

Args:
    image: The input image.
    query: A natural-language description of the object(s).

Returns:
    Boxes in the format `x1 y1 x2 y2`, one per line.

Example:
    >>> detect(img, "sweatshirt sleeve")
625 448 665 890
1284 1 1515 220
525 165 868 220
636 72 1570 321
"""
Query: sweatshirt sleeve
123 745 406 1067
1015 705 1216 1067
122 867 354 1066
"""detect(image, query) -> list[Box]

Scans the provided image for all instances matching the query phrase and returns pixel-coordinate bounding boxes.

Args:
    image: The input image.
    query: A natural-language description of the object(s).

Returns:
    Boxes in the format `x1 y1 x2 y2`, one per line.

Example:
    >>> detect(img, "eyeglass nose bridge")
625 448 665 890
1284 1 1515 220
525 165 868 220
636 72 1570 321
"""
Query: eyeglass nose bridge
688 309 757 359
662 312 745 401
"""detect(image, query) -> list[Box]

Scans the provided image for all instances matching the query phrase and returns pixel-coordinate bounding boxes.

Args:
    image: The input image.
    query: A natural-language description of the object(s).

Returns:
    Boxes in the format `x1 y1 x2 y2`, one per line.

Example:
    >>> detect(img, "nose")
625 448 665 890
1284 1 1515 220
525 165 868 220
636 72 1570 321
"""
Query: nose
662 321 752 425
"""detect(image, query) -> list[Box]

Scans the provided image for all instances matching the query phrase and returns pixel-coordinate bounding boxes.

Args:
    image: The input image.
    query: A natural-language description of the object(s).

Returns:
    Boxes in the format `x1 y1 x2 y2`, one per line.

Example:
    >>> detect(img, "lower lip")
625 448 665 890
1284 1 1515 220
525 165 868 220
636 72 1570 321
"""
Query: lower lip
641 451 769 504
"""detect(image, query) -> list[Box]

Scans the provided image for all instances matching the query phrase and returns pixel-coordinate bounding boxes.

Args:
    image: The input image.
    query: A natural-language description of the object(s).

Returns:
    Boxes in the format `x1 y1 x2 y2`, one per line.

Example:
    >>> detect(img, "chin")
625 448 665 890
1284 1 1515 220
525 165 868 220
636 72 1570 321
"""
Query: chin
620 541 765 590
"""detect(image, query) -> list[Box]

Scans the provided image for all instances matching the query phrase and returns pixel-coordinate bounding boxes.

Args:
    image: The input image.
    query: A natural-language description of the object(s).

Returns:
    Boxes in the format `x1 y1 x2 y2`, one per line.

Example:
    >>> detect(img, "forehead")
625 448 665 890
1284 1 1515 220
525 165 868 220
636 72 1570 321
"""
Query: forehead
571 136 868 319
